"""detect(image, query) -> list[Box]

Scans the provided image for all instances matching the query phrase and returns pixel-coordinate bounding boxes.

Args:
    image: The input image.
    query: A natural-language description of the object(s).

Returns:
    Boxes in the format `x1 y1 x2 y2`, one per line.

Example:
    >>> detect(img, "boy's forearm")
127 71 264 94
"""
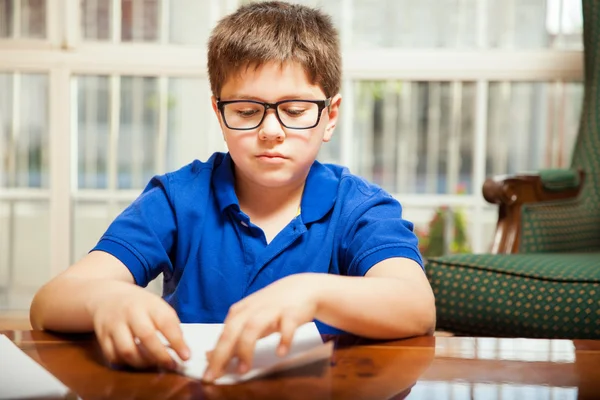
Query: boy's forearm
30 278 130 332
312 273 435 339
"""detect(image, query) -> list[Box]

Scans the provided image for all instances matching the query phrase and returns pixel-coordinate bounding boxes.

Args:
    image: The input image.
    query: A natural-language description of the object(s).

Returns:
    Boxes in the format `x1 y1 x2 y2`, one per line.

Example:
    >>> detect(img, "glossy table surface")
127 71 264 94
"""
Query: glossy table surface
3 330 600 399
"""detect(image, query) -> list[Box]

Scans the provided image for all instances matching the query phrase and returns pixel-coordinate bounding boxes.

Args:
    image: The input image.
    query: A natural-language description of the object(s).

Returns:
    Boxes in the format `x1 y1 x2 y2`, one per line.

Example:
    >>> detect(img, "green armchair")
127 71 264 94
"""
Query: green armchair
426 0 600 339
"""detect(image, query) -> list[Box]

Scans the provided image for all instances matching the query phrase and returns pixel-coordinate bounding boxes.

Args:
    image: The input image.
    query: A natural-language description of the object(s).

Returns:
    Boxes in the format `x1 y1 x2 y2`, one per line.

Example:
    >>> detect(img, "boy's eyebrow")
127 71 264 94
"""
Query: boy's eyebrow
224 93 324 101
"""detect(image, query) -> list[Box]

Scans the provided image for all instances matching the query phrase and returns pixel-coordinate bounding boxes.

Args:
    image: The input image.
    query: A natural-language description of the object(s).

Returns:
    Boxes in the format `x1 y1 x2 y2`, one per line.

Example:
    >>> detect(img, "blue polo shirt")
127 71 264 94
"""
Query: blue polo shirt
93 152 423 334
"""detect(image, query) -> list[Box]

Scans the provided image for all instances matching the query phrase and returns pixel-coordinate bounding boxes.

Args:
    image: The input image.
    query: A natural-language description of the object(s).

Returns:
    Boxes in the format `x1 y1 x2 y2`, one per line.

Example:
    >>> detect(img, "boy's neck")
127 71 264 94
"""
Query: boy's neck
234 172 306 220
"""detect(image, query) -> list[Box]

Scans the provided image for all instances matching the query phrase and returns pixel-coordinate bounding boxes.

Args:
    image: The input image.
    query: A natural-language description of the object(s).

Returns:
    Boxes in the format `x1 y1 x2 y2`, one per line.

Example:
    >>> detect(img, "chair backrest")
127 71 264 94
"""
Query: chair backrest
519 0 600 253
571 0 600 191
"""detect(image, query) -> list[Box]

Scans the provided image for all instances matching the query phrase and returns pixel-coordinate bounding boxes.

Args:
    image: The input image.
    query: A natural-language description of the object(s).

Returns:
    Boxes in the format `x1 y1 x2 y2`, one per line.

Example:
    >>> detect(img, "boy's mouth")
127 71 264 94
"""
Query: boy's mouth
257 152 287 159
256 153 288 163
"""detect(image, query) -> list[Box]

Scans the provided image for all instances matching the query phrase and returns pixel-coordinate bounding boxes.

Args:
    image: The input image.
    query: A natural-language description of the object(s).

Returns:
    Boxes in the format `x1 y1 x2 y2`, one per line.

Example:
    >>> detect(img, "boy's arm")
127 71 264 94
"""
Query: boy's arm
315 257 435 338
30 251 189 369
30 250 136 331
203 258 434 382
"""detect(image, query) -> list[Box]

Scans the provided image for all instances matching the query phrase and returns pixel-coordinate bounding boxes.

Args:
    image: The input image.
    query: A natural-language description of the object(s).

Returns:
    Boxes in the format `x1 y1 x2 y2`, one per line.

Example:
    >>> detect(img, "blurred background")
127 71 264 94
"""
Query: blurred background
0 0 584 311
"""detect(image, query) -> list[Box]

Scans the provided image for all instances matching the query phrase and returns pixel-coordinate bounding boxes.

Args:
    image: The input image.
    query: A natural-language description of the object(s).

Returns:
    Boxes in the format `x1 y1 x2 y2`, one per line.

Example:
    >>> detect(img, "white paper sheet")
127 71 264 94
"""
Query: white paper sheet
0 334 73 399
165 322 333 385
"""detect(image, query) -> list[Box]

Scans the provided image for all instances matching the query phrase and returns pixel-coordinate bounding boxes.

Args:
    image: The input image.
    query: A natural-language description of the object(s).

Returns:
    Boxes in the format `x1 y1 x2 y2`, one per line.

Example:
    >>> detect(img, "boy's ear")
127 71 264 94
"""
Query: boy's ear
211 96 227 141
323 93 342 143
211 96 220 120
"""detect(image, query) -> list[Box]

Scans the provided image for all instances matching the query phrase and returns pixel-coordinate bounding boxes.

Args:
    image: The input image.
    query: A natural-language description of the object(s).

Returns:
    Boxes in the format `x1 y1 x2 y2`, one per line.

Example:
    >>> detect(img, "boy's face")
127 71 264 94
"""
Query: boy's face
211 61 341 190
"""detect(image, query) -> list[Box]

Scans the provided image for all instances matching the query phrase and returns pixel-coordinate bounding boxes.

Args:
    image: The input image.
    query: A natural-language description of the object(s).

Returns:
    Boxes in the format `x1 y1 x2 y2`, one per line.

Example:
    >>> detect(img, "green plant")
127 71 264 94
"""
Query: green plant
417 206 470 258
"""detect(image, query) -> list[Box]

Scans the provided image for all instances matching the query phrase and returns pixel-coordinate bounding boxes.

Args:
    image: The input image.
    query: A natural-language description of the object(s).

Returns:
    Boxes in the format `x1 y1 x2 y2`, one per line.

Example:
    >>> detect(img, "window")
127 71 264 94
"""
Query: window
0 0 584 309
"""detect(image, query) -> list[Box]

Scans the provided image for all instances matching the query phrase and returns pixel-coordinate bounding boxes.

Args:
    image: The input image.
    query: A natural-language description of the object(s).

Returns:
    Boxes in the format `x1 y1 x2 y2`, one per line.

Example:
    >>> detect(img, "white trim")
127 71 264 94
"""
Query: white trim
342 50 584 81
0 48 584 80
0 39 55 49
13 0 21 38
160 0 170 44
471 80 490 253
111 0 121 43
340 78 353 169
9 73 19 187
156 76 168 174
49 67 72 275
63 0 79 49
46 0 59 46
391 194 480 208
73 189 141 201
0 189 50 200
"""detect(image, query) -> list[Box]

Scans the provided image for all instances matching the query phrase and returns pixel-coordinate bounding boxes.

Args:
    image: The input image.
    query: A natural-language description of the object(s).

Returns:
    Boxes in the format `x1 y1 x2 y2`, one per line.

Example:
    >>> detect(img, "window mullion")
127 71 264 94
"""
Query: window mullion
156 76 168 174
107 74 120 213
9 72 20 187
471 0 490 254
111 0 121 43
13 0 21 38
339 0 353 170
49 67 72 275
160 0 169 44
131 77 143 188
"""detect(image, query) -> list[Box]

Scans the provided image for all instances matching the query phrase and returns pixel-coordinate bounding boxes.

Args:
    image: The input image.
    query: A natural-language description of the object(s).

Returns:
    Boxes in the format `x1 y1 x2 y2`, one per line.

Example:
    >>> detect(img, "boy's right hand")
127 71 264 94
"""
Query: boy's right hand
91 285 190 370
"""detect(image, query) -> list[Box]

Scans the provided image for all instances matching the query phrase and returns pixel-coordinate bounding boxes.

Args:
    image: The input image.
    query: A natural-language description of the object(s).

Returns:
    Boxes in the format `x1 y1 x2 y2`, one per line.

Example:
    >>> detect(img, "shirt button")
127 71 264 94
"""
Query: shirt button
240 221 249 227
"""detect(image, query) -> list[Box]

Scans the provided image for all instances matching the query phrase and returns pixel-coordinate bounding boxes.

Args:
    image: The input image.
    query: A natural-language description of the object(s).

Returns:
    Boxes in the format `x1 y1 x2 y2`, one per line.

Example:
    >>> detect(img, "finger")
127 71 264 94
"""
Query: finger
278 315 299 357
151 308 190 362
235 314 279 374
203 318 246 382
98 334 117 366
111 326 151 369
130 316 176 369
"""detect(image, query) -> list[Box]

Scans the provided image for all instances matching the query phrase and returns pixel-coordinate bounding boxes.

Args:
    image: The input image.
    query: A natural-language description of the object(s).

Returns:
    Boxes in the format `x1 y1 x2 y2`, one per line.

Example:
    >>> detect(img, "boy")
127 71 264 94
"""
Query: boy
30 1 435 383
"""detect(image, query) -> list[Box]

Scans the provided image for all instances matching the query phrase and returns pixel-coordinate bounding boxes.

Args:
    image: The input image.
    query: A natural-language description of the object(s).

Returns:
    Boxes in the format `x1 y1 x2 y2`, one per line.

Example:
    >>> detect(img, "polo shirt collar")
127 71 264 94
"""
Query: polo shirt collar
301 160 338 224
213 153 239 213
213 152 338 224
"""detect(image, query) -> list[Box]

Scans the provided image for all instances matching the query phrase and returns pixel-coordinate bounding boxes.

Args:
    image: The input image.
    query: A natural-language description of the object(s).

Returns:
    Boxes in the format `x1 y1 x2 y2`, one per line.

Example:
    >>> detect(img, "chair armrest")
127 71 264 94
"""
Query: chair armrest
482 169 585 254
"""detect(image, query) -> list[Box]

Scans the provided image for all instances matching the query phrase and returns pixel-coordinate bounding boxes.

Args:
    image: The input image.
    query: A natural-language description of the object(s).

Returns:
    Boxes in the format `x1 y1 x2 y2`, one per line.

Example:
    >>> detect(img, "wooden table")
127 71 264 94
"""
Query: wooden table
3 330 600 399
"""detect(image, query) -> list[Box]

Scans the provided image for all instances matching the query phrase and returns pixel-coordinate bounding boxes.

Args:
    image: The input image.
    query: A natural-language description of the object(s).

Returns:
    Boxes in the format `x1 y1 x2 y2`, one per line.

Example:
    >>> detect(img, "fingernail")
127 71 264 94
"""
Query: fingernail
237 361 249 374
278 345 287 356
182 348 190 359
203 370 214 382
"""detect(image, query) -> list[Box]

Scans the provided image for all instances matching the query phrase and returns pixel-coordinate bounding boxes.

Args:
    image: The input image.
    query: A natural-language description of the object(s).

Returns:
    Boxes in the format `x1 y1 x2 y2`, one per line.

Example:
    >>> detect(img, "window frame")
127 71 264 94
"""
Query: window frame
0 0 585 279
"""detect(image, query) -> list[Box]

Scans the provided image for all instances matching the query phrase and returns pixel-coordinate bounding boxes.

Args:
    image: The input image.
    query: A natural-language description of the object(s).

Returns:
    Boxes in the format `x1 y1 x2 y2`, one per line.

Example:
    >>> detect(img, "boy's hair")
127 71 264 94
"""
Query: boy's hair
207 1 341 99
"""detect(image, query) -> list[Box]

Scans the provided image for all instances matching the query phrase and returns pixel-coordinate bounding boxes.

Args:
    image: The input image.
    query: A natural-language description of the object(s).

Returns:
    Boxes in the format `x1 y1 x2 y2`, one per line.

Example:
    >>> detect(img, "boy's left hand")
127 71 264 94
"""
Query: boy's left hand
202 273 321 382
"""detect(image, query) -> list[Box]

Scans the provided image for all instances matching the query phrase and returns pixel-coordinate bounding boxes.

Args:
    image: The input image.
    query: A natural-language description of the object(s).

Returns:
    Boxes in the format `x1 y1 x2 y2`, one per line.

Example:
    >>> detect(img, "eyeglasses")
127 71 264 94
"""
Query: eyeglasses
216 98 331 130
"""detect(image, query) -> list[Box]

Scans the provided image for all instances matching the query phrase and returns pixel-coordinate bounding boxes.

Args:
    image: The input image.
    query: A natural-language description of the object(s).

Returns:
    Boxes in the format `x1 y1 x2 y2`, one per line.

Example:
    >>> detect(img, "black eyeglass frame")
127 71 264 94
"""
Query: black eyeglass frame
216 98 332 130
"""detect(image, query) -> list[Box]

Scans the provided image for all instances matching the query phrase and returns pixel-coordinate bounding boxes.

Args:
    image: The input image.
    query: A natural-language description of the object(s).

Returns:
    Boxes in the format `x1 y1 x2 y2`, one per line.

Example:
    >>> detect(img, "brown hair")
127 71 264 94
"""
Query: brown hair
207 1 341 98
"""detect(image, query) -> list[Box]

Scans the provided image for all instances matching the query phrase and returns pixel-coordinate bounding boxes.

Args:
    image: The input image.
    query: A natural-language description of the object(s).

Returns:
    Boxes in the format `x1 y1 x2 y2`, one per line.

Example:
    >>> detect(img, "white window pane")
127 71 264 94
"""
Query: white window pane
167 78 220 170
168 0 212 45
350 0 478 49
486 81 583 177
0 0 13 37
20 0 45 38
0 73 49 189
72 201 126 262
0 200 51 309
119 76 159 189
347 0 582 49
352 81 476 195
75 75 110 189
0 73 13 188
0 0 46 38
121 0 159 42
80 0 112 40
18 74 49 188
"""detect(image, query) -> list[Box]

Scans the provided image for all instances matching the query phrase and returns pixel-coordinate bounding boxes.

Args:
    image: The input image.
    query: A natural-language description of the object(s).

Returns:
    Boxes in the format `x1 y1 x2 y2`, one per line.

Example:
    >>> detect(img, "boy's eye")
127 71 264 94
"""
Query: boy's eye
235 108 261 117
281 107 306 117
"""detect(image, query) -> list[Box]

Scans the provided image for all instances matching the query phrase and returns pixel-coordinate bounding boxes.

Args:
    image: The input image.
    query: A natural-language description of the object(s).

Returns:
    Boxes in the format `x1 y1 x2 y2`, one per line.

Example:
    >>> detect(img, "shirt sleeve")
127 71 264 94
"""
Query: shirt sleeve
91 175 176 287
339 189 424 277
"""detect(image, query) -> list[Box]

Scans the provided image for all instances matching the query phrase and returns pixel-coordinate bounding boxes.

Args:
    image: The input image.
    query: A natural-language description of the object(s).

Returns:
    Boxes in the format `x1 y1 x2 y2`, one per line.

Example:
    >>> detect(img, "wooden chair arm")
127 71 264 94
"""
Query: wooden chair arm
482 169 585 254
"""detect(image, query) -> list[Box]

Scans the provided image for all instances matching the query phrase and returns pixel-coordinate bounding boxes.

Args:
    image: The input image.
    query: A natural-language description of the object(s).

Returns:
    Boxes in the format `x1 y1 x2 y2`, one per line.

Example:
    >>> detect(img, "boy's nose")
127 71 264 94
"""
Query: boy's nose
259 110 285 141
